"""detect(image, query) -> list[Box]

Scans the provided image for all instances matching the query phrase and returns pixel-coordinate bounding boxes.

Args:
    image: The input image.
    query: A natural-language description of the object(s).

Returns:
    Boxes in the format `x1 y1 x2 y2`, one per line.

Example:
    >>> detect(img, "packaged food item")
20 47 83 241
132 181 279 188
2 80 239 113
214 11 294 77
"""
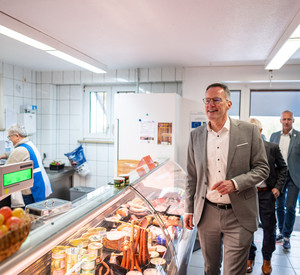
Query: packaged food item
149 251 160 259
88 227 106 239
69 238 89 248
157 234 166 246
119 173 130 185
81 254 96 273
143 268 161 275
126 271 143 275
155 245 167 257
88 234 102 243
114 177 125 187
150 257 166 268
87 242 103 264
65 247 80 273
51 246 66 275
65 145 90 176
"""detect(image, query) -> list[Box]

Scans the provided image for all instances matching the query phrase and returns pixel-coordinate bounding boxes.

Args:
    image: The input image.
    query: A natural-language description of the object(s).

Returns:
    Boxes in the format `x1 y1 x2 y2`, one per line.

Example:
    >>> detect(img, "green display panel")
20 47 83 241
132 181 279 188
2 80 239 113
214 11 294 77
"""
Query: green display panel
3 168 32 187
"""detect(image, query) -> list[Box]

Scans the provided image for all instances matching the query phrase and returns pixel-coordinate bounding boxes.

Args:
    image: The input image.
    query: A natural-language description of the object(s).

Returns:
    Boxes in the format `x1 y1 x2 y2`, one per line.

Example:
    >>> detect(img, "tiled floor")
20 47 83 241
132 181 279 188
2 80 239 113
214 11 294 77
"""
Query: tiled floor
187 215 300 275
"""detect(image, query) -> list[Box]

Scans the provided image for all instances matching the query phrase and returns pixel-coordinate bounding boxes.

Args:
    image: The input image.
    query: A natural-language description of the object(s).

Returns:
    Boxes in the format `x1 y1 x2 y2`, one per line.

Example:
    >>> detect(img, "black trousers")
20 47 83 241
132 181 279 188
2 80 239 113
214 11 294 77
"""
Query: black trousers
249 189 276 261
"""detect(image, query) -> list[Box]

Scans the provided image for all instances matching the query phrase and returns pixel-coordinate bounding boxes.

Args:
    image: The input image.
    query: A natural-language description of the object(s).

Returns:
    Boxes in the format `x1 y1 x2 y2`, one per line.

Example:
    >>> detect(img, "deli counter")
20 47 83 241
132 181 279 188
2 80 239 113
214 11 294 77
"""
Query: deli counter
0 160 197 275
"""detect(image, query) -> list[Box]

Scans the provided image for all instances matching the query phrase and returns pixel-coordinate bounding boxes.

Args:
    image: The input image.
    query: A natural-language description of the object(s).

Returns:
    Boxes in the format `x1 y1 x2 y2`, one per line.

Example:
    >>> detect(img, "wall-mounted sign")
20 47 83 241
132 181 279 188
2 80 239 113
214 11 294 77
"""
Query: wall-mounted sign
190 111 207 131
157 122 172 145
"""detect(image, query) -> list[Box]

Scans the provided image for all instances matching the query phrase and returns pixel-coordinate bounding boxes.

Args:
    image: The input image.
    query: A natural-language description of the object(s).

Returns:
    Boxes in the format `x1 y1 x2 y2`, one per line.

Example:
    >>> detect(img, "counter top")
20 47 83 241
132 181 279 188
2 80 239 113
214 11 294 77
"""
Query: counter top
44 166 74 181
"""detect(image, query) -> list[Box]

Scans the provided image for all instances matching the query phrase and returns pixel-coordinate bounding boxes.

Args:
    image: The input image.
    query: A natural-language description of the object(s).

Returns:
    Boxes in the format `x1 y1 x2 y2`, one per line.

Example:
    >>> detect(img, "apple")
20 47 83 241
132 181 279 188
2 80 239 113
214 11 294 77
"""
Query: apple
6 216 22 230
0 213 4 226
0 224 8 235
12 208 25 219
0 206 12 221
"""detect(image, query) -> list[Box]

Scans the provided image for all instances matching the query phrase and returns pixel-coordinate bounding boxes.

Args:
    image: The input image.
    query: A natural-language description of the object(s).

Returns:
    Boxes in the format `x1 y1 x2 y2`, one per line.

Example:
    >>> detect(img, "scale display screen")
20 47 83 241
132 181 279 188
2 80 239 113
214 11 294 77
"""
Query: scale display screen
3 168 32 187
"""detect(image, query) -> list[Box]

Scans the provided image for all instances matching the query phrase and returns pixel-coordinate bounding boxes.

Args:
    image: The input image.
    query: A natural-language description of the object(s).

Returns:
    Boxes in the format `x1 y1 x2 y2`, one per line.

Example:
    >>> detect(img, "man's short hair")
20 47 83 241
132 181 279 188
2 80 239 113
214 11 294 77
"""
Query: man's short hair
206 83 231 100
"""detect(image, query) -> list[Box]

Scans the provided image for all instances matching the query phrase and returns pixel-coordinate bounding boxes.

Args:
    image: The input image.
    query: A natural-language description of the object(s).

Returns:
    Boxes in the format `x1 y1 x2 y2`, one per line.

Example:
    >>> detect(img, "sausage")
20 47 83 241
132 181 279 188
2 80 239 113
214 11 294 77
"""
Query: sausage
145 230 150 261
130 245 135 271
121 246 127 268
134 227 141 252
126 247 130 269
138 228 144 265
102 261 110 275
135 254 142 272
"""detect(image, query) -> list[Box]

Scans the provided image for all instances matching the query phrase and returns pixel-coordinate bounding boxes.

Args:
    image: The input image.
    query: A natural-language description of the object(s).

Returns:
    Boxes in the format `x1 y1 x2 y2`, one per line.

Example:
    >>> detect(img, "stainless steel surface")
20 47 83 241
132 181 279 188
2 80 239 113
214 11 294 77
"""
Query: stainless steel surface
25 198 72 217
45 166 74 201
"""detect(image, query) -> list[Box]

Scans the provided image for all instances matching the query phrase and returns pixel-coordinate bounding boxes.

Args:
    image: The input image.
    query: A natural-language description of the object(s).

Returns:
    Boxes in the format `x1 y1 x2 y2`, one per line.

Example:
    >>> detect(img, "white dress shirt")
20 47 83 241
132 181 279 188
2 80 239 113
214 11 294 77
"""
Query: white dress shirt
279 129 292 164
206 117 231 204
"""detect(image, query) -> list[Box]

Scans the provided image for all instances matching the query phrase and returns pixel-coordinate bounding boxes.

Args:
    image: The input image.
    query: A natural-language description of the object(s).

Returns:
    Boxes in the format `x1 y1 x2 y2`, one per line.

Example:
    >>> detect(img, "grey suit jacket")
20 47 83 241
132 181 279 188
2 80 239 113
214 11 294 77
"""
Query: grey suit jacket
270 129 300 188
185 118 270 232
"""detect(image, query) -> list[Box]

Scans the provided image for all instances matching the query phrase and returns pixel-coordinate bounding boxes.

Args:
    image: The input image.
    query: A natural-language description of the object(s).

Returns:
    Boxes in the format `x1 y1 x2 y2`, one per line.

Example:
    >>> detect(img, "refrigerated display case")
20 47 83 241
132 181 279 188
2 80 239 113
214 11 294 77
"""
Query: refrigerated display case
0 159 196 275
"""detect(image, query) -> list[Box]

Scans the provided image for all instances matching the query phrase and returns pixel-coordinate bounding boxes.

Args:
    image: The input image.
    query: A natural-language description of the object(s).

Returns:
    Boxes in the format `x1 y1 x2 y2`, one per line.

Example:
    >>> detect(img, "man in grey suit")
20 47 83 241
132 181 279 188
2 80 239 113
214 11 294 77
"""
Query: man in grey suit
270 110 300 250
184 83 270 275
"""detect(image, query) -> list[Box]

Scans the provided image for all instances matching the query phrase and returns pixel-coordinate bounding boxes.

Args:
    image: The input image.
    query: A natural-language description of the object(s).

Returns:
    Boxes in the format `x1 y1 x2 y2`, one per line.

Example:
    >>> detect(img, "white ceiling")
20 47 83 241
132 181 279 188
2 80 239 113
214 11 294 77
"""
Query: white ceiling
1 0 300 72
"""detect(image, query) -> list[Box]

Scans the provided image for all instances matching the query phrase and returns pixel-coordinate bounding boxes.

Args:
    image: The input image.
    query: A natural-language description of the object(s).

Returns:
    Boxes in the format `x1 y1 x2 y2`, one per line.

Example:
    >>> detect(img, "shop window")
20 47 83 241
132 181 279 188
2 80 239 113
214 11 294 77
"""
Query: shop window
250 90 300 140
84 85 135 140
229 90 240 119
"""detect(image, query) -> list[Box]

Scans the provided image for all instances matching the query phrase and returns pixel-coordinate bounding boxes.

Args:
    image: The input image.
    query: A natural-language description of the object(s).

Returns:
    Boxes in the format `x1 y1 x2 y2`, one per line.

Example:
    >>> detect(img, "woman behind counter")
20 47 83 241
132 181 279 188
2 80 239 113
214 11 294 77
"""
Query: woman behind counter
0 124 52 207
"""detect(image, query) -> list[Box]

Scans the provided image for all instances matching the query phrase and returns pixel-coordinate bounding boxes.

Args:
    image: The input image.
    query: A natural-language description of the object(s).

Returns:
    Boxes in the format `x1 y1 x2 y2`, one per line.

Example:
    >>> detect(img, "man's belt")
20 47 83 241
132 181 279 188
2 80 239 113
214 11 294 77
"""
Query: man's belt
205 198 232 210
257 187 269 192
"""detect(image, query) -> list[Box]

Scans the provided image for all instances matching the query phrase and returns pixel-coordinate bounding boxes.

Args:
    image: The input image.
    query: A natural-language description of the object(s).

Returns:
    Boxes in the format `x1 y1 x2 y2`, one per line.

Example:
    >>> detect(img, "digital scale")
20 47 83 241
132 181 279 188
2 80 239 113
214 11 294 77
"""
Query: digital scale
0 161 34 201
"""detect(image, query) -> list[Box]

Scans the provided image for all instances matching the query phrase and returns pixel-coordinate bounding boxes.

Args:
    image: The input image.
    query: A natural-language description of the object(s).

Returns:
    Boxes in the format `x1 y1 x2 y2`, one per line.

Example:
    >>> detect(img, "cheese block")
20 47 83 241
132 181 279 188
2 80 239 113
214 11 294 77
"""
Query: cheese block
103 231 126 251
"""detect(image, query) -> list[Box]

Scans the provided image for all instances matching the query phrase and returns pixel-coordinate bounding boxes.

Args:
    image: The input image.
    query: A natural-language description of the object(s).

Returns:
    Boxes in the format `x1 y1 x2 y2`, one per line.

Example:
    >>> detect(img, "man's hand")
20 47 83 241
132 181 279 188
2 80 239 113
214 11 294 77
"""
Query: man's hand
272 188 280 199
183 214 194 230
211 180 236 195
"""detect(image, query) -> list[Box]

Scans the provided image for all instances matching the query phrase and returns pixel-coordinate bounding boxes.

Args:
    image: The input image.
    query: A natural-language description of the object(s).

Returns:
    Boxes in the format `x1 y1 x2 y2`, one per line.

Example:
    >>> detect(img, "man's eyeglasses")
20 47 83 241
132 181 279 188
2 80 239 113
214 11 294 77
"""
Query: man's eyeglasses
202 97 227 105
7 134 14 139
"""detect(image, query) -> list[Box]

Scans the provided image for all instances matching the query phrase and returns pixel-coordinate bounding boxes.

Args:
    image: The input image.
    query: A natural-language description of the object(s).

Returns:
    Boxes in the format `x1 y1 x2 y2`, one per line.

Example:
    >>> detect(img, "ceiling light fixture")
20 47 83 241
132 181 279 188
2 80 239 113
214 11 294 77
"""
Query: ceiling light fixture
265 10 300 70
0 12 107 73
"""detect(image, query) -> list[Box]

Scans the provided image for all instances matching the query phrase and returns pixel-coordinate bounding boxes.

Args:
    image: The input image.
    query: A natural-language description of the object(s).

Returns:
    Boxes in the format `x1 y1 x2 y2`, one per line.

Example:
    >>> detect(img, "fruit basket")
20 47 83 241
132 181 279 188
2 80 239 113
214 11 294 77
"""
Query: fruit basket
0 213 32 262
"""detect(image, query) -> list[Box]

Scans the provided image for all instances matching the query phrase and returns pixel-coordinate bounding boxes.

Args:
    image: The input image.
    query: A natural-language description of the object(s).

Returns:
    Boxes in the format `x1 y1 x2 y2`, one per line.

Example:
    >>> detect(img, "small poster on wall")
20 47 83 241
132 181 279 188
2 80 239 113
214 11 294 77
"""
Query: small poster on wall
157 122 172 145
139 119 155 143
190 111 207 131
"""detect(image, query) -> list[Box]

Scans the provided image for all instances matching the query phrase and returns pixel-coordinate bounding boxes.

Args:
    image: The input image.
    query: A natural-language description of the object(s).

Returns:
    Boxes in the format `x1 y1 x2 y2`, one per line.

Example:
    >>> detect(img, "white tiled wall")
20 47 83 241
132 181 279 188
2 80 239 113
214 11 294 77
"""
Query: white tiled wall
1 61 183 190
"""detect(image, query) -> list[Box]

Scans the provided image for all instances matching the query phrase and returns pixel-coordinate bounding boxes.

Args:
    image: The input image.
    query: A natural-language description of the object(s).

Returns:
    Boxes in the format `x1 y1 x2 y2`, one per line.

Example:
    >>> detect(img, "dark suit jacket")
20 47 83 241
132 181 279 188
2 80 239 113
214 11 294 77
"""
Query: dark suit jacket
264 140 287 191
185 118 270 232
270 129 300 188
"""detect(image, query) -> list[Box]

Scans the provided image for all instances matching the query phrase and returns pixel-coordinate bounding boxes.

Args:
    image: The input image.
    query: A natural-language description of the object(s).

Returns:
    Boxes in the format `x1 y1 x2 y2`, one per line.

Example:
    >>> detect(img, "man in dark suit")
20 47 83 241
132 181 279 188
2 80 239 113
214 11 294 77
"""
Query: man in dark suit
247 118 287 275
270 110 300 250
184 83 270 275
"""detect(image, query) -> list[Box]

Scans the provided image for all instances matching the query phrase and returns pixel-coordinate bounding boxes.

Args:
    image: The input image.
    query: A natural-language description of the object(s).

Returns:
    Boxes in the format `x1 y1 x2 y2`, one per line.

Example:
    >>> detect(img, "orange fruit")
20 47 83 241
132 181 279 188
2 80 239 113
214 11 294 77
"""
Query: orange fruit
12 208 25 219
0 206 12 221
0 214 4 226
0 224 8 235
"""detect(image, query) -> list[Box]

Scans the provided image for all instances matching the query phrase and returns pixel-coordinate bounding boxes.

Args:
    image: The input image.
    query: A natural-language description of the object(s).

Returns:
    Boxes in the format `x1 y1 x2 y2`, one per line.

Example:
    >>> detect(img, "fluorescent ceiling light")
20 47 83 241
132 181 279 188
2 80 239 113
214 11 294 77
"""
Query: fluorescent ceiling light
265 24 300 70
265 38 300 70
47 50 106 74
0 23 106 73
0 25 54 51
